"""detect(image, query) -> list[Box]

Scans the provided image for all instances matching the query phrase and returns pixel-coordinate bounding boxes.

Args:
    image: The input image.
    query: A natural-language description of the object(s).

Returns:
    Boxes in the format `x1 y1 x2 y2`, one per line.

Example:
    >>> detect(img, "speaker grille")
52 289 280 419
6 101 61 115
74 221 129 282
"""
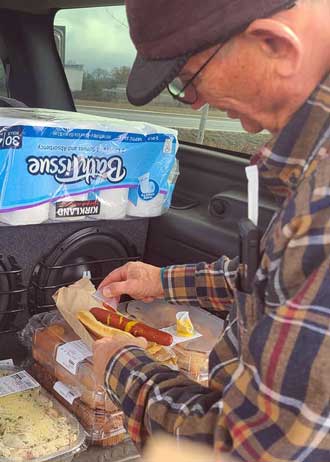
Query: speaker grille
29 227 140 313
0 255 27 335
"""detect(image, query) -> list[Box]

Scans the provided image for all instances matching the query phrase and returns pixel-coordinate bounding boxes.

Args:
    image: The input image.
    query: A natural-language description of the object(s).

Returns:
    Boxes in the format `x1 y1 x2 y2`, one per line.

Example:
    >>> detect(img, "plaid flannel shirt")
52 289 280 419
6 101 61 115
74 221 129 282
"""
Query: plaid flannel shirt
105 75 330 461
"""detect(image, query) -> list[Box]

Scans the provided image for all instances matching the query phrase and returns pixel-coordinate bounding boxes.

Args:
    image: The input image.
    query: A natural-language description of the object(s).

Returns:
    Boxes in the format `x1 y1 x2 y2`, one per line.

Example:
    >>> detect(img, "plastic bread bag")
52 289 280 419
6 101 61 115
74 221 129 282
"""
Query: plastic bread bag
18 310 64 351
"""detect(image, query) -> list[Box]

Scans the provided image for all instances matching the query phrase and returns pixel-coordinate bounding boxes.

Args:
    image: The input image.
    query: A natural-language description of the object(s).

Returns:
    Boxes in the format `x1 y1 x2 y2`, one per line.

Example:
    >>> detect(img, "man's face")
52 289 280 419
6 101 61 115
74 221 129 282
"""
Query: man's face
180 35 288 134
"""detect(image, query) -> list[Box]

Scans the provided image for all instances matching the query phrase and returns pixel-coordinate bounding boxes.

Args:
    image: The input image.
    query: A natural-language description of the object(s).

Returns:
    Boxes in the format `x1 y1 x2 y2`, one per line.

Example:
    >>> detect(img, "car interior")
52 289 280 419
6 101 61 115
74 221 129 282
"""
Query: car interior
0 1 277 460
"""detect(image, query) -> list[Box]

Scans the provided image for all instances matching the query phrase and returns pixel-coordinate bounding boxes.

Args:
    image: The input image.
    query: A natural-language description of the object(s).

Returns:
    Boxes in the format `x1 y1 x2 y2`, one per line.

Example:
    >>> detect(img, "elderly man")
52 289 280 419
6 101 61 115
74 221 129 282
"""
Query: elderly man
94 0 330 460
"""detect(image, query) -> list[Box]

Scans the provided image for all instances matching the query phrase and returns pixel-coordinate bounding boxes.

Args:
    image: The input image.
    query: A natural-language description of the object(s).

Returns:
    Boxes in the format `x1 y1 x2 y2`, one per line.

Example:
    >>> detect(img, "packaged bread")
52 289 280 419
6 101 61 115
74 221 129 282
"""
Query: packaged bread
32 323 115 411
29 362 126 447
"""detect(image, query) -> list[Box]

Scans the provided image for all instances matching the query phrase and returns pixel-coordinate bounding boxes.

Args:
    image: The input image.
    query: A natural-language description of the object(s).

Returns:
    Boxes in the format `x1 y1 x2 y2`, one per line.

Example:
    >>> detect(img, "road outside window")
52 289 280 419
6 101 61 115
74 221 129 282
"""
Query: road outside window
55 7 270 155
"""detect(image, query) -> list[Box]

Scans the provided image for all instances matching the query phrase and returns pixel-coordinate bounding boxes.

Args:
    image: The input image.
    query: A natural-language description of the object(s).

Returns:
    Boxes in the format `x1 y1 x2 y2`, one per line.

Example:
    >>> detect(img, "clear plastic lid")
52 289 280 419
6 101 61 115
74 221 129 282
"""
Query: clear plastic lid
125 300 225 385
126 300 224 353
29 362 125 446
0 366 86 462
32 323 114 411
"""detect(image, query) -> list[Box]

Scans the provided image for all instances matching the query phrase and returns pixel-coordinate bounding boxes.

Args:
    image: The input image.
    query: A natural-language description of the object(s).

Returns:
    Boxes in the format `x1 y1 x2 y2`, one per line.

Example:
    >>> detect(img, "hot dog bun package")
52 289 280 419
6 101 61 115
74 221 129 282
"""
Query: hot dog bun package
30 319 127 445
126 300 225 385
0 108 179 226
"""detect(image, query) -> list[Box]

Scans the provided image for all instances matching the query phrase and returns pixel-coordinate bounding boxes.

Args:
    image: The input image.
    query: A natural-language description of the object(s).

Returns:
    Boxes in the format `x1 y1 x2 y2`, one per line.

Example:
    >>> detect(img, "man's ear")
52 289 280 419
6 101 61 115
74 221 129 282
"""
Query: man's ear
244 18 303 77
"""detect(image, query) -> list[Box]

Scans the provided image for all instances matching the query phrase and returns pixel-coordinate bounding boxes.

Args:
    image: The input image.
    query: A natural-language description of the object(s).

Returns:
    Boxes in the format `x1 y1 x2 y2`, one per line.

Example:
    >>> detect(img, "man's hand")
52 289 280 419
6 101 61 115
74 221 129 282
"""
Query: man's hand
93 335 147 386
98 261 164 302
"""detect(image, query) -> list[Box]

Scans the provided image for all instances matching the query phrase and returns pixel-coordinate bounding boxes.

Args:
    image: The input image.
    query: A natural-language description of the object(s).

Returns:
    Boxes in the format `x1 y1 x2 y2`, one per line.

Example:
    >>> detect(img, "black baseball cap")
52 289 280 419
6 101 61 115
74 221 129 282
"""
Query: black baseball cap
125 0 296 106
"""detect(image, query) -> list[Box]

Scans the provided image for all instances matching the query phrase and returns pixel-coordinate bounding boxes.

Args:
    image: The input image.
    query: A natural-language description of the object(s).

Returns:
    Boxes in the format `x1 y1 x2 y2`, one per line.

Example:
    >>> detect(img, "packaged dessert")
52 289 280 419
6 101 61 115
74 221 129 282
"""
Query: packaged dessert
0 366 86 462
29 363 126 447
32 322 115 411
126 300 224 385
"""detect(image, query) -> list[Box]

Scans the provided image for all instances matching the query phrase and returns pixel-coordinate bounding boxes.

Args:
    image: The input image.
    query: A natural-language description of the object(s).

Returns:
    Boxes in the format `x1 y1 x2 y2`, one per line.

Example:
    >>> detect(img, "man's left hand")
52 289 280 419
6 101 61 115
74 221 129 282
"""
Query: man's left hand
93 335 147 386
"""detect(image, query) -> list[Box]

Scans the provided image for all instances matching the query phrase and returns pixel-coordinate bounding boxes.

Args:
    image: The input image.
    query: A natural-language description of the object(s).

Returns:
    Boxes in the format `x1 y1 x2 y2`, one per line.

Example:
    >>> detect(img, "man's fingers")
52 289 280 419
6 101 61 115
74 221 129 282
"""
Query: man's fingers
98 265 128 290
93 337 112 353
136 337 148 349
102 281 131 298
141 296 155 303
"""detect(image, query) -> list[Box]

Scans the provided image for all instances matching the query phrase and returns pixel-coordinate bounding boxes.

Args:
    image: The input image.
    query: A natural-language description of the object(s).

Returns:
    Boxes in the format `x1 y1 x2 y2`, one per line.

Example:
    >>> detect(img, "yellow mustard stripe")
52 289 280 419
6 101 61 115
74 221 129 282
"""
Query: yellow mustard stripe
124 320 138 332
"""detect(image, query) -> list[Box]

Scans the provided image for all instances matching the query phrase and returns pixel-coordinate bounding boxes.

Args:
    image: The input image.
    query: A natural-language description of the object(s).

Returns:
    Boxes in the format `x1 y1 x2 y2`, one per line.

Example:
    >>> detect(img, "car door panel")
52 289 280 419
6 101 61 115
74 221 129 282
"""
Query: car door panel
144 143 276 267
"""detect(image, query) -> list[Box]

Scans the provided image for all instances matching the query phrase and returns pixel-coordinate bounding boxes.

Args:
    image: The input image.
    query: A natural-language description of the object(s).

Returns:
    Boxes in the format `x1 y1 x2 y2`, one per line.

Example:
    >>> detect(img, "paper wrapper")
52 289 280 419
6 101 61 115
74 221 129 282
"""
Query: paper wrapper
52 279 177 369
52 278 103 349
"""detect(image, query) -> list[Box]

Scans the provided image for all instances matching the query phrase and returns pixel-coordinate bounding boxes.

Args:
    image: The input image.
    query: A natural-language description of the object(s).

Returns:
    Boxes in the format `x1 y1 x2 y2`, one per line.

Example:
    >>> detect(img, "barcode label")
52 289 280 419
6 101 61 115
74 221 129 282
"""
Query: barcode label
53 381 81 405
56 340 92 375
0 359 14 367
0 370 40 397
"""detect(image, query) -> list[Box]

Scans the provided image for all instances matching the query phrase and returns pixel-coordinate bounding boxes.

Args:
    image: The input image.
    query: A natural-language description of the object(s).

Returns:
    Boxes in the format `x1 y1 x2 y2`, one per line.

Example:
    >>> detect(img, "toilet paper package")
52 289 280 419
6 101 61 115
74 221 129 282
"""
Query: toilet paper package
0 108 179 226
89 188 129 220
127 159 180 217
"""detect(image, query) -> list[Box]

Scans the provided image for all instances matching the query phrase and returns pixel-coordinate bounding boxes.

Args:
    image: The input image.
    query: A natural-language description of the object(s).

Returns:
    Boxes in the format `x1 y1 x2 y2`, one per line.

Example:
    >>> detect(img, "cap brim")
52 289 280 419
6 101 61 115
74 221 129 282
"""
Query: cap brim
126 53 190 106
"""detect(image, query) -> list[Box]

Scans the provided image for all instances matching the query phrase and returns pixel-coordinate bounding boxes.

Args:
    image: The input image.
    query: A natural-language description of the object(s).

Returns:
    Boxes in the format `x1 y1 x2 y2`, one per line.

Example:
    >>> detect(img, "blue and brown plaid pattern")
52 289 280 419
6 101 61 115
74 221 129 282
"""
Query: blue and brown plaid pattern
105 75 330 461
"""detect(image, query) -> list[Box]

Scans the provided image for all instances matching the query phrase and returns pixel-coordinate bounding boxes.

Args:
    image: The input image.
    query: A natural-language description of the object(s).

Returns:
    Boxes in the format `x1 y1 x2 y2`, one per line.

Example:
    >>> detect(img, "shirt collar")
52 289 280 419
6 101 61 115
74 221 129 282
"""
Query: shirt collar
251 73 330 203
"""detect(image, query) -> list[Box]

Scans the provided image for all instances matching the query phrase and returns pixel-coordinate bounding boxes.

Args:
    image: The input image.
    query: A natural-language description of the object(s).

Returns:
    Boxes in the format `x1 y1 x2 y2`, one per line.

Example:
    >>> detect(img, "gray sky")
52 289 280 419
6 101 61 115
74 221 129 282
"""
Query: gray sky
55 6 136 72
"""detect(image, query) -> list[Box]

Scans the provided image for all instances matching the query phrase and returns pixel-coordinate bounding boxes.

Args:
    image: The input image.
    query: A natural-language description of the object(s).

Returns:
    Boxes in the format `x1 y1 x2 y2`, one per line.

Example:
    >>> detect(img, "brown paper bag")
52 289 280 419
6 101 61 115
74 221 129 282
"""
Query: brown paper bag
52 278 103 349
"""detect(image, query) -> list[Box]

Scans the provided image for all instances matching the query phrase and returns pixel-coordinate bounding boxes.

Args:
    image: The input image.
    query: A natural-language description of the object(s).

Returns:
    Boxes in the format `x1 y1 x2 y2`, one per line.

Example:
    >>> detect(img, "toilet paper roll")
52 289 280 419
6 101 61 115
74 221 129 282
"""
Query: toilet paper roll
127 193 165 218
0 202 50 226
49 193 88 221
92 188 128 220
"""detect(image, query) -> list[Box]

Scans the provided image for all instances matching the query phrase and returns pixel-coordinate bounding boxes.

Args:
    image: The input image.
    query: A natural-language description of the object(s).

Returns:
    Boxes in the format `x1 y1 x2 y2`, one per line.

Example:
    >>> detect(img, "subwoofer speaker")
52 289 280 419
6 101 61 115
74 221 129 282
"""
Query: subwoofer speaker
30 226 140 313
0 218 148 360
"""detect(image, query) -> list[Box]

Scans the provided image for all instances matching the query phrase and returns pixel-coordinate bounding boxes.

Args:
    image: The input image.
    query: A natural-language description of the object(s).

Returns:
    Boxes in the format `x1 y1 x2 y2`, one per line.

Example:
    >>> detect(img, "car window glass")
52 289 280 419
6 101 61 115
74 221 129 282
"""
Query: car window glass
0 62 7 97
55 6 271 155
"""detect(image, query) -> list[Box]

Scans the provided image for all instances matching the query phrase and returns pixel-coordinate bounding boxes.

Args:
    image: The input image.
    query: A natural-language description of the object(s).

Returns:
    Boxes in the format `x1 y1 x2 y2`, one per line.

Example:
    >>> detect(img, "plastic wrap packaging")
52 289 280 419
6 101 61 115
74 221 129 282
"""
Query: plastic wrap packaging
49 193 88 222
32 322 116 411
18 311 64 352
126 300 224 386
127 160 180 217
0 108 179 226
0 365 86 462
90 188 129 220
29 363 126 447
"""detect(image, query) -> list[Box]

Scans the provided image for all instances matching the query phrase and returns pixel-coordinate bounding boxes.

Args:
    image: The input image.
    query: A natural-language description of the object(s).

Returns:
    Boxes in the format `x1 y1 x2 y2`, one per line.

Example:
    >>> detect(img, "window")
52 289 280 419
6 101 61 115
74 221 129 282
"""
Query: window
0 62 7 98
55 7 270 154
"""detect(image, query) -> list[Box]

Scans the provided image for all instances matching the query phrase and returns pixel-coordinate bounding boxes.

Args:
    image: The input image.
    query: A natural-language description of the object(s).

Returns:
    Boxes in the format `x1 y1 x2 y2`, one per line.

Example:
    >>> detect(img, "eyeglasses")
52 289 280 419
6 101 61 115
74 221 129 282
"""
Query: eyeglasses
167 43 224 105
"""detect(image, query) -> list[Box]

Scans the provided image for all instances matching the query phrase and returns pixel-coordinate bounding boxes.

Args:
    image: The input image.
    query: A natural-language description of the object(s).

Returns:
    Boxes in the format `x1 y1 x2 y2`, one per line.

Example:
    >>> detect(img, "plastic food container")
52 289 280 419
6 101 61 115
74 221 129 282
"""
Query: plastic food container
32 322 115 411
126 300 224 386
29 363 126 447
0 366 86 462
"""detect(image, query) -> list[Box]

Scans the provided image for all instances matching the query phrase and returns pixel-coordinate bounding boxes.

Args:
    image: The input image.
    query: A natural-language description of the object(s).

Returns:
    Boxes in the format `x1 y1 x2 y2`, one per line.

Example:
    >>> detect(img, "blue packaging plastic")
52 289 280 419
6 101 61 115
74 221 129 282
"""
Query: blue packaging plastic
0 108 179 225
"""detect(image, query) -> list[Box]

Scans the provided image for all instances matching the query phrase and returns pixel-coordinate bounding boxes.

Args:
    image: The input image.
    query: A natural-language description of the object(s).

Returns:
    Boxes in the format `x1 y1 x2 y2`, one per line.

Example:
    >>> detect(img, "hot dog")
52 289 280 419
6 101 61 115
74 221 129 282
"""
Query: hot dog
77 310 135 341
90 307 173 346
102 302 116 312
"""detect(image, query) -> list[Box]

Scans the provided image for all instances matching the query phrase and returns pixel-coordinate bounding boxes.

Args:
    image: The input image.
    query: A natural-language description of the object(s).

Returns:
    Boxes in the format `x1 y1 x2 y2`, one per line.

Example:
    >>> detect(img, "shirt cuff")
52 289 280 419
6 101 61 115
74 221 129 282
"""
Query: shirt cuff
162 258 237 309
162 264 199 305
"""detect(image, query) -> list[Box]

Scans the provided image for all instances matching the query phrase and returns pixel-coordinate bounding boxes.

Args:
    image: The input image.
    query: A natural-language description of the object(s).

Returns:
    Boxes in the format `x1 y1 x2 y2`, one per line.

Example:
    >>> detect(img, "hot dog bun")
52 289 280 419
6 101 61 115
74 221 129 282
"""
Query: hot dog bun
77 310 135 341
